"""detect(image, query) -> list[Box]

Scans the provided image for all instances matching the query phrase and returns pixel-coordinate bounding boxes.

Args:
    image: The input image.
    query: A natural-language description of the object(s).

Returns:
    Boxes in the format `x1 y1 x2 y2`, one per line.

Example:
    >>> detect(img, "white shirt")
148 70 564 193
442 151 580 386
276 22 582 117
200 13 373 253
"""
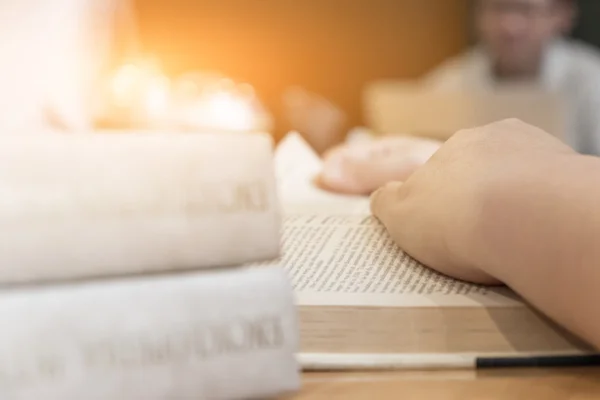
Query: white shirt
423 39 600 155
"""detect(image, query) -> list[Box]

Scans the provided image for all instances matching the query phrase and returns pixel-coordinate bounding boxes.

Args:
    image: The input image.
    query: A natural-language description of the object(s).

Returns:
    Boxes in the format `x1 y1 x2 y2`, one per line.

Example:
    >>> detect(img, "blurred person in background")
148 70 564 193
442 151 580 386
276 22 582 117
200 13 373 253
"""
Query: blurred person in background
319 0 600 195
425 0 599 154
0 0 137 134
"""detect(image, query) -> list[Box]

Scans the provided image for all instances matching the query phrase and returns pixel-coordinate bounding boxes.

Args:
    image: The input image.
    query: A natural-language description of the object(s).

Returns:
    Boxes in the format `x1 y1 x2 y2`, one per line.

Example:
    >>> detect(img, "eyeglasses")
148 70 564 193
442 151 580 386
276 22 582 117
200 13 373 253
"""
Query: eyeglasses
480 0 555 19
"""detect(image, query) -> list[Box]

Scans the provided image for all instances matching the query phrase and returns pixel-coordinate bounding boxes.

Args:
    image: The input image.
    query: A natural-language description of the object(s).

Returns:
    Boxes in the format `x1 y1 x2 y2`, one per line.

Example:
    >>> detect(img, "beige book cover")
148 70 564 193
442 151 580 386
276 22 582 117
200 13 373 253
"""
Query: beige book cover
272 132 592 369
0 131 281 283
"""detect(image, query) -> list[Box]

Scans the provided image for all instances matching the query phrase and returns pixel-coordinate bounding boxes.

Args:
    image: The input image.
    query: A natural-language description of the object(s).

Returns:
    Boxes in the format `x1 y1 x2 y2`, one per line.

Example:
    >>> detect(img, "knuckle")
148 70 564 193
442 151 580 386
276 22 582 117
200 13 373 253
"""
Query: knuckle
452 127 476 140
495 118 539 132
370 181 404 218
382 181 403 192
449 127 484 149
499 117 525 126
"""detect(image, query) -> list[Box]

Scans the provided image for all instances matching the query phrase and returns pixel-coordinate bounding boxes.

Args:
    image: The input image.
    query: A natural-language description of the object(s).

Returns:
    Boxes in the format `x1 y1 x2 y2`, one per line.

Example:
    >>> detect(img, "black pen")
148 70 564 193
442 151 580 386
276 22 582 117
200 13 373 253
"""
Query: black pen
299 353 600 371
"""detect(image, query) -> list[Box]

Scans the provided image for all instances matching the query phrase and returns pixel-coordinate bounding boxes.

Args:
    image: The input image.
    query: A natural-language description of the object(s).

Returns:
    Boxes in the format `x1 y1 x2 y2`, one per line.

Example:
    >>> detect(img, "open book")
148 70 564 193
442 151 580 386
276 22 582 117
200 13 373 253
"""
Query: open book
271 132 593 369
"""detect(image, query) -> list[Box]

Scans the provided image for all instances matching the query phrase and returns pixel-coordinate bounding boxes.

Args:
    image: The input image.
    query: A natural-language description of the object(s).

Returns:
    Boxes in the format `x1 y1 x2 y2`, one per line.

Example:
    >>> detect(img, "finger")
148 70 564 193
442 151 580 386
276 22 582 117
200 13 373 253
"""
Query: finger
314 172 363 195
319 152 367 195
370 181 404 223
322 151 417 195
351 157 415 192
321 146 383 195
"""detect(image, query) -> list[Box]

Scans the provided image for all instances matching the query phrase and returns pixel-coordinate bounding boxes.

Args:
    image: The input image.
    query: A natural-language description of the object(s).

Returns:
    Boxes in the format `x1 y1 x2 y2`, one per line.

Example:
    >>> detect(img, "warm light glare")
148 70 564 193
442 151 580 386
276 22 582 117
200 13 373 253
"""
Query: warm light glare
106 60 263 132
203 91 255 131
142 77 170 120
111 63 142 107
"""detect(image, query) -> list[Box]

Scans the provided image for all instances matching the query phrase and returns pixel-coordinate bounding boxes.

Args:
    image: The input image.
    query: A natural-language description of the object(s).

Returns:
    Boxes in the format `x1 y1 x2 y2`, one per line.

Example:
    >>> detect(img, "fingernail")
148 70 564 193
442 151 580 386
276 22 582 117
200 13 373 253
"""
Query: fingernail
343 146 372 161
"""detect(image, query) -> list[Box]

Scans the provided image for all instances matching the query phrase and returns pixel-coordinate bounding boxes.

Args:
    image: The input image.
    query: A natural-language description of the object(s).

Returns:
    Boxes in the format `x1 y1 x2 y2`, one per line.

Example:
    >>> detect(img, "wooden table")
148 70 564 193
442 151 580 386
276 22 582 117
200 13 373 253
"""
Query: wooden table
290 368 600 399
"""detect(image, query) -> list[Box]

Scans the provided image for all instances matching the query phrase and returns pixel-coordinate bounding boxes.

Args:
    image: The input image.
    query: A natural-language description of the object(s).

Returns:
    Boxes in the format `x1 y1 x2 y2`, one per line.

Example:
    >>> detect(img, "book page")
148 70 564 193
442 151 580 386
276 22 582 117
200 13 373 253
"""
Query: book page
274 132 369 214
260 213 521 308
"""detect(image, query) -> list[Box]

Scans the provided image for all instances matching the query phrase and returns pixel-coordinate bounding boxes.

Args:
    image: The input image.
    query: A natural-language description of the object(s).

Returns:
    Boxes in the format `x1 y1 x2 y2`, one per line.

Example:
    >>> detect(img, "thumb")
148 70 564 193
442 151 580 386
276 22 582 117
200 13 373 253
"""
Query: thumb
370 181 405 225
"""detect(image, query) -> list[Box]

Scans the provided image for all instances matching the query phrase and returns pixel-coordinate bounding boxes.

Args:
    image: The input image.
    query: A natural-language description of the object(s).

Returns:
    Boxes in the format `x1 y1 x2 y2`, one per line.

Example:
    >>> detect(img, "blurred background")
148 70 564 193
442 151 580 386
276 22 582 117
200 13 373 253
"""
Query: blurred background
137 0 599 138
2 0 599 153
136 0 470 140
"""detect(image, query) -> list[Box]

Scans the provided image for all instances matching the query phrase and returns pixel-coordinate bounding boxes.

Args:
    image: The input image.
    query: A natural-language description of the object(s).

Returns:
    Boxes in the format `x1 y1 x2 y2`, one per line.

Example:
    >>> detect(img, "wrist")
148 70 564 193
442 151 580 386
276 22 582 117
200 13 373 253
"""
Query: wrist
471 153 600 285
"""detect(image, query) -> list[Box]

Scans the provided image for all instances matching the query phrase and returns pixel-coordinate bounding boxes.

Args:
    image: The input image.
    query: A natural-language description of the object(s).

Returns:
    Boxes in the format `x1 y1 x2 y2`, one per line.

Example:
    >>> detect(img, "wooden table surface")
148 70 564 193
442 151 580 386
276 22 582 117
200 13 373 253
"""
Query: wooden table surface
290 368 600 399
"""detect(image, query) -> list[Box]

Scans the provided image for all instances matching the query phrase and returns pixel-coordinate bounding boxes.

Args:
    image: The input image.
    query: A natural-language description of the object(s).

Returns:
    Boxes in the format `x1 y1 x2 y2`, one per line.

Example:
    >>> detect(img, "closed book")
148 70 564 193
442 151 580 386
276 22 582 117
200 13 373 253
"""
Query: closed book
0 132 280 283
0 266 299 399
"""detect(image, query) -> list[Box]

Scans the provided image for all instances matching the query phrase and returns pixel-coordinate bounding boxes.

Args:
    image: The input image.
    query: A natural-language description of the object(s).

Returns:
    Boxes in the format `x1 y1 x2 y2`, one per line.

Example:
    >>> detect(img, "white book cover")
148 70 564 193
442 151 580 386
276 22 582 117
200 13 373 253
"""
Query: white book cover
0 132 281 283
0 266 299 400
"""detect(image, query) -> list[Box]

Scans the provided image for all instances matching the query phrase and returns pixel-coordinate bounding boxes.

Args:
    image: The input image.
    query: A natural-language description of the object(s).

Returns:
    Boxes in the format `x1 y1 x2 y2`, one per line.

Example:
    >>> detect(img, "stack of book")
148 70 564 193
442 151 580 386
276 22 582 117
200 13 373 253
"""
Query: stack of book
0 132 300 399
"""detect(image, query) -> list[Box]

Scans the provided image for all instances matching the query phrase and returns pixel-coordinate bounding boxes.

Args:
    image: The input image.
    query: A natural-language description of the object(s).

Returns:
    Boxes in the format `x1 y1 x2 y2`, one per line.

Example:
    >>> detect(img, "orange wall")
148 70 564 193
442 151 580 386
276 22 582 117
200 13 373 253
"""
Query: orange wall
136 0 470 136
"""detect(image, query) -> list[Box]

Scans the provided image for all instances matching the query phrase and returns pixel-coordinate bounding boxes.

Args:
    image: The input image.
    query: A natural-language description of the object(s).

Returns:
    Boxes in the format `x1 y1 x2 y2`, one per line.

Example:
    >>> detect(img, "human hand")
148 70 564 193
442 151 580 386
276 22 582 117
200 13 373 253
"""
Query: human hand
318 135 442 195
370 119 576 285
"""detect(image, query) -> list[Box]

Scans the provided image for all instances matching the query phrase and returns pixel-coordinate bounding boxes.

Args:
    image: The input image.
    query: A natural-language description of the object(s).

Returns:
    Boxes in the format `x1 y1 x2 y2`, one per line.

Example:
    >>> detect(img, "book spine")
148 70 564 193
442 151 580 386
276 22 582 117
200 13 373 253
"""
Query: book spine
0 267 299 400
0 132 281 283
